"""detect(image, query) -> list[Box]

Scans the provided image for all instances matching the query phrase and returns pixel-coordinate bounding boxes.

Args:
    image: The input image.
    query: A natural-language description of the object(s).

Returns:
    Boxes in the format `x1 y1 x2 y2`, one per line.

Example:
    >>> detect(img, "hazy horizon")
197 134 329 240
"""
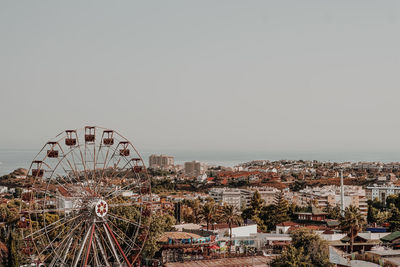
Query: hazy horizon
1 1 400 152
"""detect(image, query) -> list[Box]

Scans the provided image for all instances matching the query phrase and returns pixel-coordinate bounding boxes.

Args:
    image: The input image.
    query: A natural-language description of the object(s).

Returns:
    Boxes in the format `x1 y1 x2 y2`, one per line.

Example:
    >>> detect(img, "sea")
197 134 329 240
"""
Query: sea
2 149 400 176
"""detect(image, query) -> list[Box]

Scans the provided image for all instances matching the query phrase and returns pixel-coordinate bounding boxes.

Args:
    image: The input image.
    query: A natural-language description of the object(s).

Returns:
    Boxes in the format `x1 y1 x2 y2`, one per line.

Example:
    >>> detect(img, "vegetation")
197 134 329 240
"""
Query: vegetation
220 204 242 253
201 200 218 230
272 228 332 267
339 205 366 253
242 191 291 232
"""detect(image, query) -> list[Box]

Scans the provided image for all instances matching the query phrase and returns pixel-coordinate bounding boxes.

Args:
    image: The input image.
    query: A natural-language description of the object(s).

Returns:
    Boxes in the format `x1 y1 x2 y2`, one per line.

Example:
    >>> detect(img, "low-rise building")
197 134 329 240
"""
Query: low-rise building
209 188 242 208
295 185 368 215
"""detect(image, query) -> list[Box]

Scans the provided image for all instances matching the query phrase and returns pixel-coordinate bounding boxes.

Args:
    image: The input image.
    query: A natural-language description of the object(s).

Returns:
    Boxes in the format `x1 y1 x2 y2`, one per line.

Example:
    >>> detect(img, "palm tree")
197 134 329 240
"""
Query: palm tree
201 201 217 230
221 204 242 253
191 199 202 224
340 205 366 253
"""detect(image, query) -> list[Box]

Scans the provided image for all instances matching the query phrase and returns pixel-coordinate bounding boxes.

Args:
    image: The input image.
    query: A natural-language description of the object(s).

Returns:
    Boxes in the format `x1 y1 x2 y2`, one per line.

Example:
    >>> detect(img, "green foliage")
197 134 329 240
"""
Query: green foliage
368 198 385 210
389 206 400 231
325 204 341 220
201 200 218 230
13 188 22 199
272 228 332 267
141 214 175 260
271 246 312 267
151 178 175 193
7 232 20 267
242 191 264 221
340 205 366 253
242 191 291 232
290 228 332 267
367 204 378 224
386 194 400 209
220 204 242 239
273 193 289 224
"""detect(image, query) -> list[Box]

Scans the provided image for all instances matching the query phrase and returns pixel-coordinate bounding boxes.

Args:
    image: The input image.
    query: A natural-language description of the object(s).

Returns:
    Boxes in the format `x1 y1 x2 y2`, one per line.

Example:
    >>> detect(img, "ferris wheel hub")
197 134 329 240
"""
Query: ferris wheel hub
94 199 108 217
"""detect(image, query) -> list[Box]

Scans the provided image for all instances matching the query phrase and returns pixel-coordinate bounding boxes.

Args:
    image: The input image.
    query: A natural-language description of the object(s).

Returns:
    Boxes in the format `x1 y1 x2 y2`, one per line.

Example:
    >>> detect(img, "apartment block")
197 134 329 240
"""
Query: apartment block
366 184 400 204
149 154 174 169
184 161 206 177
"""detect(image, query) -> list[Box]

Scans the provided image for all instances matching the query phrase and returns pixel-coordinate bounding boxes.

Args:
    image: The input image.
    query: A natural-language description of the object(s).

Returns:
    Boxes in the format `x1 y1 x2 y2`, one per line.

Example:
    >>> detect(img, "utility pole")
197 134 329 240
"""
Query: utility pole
340 169 345 216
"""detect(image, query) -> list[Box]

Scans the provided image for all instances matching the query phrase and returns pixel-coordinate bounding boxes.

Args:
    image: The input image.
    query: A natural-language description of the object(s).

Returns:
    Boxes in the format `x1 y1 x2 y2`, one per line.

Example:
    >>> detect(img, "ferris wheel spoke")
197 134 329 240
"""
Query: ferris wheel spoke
56 144 82 183
83 223 96 267
76 144 90 185
102 222 122 265
106 212 143 229
48 220 83 266
106 215 142 252
94 230 112 267
71 222 93 267
38 218 79 258
26 214 82 240
65 221 88 265
104 222 133 267
58 159 81 185
54 174 81 196
104 178 142 200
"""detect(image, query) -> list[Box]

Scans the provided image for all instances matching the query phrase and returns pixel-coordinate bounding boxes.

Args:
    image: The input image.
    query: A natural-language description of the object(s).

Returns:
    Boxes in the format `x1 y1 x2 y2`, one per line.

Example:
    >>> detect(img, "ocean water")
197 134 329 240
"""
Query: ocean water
1 149 400 176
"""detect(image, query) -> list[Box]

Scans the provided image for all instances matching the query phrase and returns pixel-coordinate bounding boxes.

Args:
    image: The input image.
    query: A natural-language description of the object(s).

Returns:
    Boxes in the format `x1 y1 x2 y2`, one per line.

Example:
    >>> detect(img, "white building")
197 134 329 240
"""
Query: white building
366 184 400 204
295 185 368 215
209 188 242 208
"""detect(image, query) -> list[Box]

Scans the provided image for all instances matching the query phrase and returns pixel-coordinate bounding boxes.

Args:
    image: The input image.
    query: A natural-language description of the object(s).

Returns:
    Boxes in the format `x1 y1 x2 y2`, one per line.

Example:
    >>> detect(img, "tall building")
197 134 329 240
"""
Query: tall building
184 161 206 177
149 154 174 169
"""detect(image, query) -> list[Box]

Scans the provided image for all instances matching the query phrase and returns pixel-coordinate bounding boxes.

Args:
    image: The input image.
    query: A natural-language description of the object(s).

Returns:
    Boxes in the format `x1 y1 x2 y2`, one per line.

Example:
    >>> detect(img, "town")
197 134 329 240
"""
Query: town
2 152 400 266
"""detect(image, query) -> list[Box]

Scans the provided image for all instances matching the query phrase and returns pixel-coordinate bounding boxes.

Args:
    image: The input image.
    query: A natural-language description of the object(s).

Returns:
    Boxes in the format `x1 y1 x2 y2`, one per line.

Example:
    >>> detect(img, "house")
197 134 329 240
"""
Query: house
276 221 299 234
381 231 400 248
295 206 327 222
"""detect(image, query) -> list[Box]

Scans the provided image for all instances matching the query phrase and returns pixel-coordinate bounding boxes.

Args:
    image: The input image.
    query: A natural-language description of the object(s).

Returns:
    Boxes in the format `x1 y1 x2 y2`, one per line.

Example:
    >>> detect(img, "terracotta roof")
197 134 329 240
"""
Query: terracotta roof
277 221 298 227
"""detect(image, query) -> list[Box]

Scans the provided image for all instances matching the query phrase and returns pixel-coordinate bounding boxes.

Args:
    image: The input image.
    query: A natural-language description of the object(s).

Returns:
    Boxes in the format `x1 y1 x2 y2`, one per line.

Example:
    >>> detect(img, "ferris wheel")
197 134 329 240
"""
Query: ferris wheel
19 126 152 267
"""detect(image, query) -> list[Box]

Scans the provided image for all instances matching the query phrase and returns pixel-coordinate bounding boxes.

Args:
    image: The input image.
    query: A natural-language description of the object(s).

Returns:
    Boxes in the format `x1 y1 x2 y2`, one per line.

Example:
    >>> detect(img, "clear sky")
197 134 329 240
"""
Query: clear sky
0 1 399 154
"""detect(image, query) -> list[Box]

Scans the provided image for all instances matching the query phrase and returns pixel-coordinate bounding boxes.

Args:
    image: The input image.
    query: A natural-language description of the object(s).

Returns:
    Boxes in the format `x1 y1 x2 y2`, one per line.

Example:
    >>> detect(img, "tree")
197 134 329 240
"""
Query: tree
376 210 391 225
340 205 366 253
142 214 176 260
220 204 242 253
386 194 400 209
290 228 332 267
389 206 400 231
271 246 312 267
367 204 378 224
190 199 202 224
325 204 341 220
273 193 289 224
201 200 218 230
242 190 265 229
7 232 19 267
